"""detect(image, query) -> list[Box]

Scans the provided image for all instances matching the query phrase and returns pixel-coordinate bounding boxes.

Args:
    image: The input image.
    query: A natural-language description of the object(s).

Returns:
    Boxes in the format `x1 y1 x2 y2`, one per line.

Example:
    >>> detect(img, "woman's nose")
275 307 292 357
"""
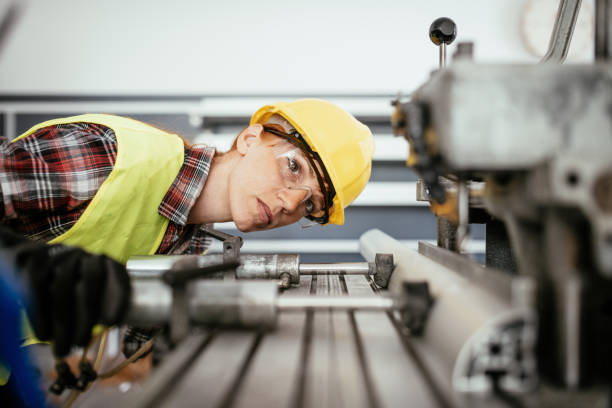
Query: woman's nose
281 188 308 213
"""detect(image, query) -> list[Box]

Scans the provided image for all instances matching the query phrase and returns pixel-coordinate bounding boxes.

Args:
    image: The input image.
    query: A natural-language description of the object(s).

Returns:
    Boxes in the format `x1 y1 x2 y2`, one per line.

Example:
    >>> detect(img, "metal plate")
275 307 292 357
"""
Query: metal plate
123 274 440 408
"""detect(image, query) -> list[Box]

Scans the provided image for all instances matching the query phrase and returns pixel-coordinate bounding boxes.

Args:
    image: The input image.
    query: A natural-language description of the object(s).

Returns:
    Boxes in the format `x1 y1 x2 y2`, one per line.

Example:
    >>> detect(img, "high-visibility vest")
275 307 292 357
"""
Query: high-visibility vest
12 114 185 263
1 114 186 385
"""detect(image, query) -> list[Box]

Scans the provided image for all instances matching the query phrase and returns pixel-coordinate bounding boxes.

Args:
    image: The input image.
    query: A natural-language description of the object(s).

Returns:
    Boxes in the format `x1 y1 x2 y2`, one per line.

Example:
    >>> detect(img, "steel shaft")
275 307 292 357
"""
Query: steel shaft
277 295 394 312
126 279 398 329
127 255 376 284
298 262 372 275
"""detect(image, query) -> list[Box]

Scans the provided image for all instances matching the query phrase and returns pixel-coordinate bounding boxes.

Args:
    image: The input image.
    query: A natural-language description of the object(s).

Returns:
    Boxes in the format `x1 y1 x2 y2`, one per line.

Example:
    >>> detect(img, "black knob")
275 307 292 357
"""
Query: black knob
429 17 457 46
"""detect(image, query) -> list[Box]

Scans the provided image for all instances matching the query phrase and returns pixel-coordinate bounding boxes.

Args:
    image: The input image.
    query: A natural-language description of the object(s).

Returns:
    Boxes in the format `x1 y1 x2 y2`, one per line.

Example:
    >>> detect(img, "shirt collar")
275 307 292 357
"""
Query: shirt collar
158 143 215 226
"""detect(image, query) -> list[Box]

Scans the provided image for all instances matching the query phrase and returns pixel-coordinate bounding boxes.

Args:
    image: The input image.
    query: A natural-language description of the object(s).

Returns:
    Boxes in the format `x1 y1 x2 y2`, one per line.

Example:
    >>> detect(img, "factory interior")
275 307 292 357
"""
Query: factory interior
1 0 611 407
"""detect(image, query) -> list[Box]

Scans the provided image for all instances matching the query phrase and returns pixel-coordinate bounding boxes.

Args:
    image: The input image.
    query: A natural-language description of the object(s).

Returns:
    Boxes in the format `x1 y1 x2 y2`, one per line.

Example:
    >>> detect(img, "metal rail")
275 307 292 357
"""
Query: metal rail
277 295 394 311
126 280 400 328
596 0 612 60
298 262 372 275
541 0 583 63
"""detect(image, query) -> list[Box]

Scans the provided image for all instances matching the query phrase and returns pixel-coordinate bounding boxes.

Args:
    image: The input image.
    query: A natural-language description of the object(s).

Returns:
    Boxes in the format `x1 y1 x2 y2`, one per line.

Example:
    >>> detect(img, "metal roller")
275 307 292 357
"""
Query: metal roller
126 279 403 329
126 280 279 328
127 254 301 284
127 254 394 288
359 229 537 403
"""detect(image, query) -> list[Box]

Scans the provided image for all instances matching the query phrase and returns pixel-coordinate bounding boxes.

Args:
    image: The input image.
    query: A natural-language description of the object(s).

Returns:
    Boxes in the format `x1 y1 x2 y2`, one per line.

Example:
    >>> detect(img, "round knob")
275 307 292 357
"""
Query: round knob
429 17 457 46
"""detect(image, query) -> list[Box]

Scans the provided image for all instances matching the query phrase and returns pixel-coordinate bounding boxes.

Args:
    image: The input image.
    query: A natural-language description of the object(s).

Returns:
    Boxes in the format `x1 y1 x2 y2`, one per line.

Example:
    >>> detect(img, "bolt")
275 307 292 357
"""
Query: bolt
279 273 291 290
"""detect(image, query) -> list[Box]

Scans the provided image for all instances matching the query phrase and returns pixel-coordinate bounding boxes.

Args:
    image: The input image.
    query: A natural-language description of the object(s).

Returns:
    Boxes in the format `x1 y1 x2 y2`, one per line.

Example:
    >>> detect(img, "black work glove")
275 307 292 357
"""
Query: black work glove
0 226 131 357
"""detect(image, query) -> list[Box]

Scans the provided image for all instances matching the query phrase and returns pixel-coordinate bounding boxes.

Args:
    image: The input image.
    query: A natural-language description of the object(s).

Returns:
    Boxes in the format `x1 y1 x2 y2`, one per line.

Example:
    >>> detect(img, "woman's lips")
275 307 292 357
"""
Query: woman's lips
257 199 273 225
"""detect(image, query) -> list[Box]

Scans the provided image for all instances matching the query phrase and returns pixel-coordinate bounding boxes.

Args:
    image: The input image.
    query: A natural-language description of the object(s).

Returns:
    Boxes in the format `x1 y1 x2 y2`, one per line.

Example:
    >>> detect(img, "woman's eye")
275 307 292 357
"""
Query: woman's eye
288 158 300 173
305 199 314 214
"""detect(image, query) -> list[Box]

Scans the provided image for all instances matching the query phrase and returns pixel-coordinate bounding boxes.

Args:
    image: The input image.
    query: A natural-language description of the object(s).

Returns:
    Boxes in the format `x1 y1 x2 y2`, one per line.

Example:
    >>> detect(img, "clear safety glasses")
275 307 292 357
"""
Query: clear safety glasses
263 125 335 225
274 147 327 226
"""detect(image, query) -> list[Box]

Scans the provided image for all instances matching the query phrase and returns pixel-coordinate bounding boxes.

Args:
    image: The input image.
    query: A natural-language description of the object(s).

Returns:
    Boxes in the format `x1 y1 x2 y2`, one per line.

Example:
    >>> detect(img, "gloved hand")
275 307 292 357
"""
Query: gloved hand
0 226 131 357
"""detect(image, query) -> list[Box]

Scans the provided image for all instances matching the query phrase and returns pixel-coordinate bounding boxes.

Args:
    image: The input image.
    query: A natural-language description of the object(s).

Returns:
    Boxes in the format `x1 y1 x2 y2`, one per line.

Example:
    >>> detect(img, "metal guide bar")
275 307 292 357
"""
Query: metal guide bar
541 0 583 63
302 274 337 408
344 275 441 407
299 262 371 275
157 331 260 408
418 241 515 302
124 332 211 408
595 0 612 59
123 273 442 407
233 313 309 407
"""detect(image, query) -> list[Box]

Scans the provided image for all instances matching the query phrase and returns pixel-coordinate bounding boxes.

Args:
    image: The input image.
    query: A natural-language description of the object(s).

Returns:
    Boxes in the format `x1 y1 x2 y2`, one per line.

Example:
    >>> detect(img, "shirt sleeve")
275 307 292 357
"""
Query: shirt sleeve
0 123 117 241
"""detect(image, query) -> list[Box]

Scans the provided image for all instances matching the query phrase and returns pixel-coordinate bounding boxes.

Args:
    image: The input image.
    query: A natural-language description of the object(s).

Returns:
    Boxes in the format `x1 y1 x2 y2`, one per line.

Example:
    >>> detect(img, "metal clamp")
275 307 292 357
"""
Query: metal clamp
202 226 243 279
372 253 395 288
397 281 434 336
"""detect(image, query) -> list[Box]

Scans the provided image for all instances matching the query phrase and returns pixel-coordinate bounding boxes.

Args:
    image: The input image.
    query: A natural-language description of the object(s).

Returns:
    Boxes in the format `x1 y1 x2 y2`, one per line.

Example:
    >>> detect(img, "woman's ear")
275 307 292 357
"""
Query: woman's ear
236 124 264 155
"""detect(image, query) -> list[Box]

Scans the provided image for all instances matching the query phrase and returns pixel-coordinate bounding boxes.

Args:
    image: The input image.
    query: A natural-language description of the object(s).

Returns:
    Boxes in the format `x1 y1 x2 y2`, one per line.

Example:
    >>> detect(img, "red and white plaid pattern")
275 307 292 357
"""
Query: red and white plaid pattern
0 121 215 255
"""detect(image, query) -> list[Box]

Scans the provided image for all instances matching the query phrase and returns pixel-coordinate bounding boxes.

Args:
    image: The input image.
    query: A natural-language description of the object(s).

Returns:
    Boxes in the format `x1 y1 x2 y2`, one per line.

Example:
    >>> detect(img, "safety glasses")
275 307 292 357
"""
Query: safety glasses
263 125 334 225
274 148 326 222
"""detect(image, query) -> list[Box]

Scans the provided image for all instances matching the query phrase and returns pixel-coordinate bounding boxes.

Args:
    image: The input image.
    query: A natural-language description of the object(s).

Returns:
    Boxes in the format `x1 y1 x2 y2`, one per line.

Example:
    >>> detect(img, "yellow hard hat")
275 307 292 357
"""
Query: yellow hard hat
251 99 374 225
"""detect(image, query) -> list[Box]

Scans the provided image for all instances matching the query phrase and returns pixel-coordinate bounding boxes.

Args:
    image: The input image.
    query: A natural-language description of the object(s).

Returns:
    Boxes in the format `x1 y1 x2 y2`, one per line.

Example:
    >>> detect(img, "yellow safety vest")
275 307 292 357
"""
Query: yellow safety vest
12 114 185 263
1 114 185 384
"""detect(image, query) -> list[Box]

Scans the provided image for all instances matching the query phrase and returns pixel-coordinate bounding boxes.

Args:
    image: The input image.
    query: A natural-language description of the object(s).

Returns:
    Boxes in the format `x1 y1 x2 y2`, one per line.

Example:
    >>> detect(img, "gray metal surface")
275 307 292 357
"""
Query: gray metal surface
124 332 210 408
417 241 527 304
119 272 444 407
233 276 311 408
277 294 394 312
302 275 342 408
359 229 537 406
414 63 612 170
128 254 301 284
298 262 371 275
158 331 259 408
595 0 612 60
485 220 517 273
344 275 441 408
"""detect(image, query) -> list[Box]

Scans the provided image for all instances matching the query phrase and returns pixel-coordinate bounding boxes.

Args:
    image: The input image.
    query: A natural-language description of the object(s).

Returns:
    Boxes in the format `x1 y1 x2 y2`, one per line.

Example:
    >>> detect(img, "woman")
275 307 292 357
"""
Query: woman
0 98 374 356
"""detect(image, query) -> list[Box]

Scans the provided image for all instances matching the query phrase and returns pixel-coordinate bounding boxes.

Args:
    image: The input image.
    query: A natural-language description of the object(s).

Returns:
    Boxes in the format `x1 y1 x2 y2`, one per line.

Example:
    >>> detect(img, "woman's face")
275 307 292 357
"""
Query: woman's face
228 126 325 232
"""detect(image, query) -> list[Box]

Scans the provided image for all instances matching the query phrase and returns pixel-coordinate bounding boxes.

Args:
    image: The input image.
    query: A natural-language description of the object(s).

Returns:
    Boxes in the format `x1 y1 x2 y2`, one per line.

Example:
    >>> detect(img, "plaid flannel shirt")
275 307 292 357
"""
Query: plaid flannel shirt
0 121 215 255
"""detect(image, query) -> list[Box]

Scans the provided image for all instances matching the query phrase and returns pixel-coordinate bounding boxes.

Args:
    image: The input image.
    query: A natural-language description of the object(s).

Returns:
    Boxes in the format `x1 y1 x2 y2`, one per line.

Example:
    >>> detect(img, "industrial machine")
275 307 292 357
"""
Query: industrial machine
44 0 612 407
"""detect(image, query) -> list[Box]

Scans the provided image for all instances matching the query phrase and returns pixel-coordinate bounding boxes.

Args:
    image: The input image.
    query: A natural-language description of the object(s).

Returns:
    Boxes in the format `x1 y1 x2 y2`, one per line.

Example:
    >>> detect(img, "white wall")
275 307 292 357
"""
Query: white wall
0 0 595 95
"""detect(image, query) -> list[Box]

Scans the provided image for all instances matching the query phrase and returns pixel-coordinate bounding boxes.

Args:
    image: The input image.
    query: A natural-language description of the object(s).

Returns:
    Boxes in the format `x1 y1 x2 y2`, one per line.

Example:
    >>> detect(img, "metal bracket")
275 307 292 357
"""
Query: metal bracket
372 253 395 288
202 226 243 279
398 281 434 336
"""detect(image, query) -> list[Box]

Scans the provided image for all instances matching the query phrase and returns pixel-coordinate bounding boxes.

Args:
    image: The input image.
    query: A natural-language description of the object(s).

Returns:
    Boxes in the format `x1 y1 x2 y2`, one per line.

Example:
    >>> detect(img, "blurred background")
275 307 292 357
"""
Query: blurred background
0 0 596 262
